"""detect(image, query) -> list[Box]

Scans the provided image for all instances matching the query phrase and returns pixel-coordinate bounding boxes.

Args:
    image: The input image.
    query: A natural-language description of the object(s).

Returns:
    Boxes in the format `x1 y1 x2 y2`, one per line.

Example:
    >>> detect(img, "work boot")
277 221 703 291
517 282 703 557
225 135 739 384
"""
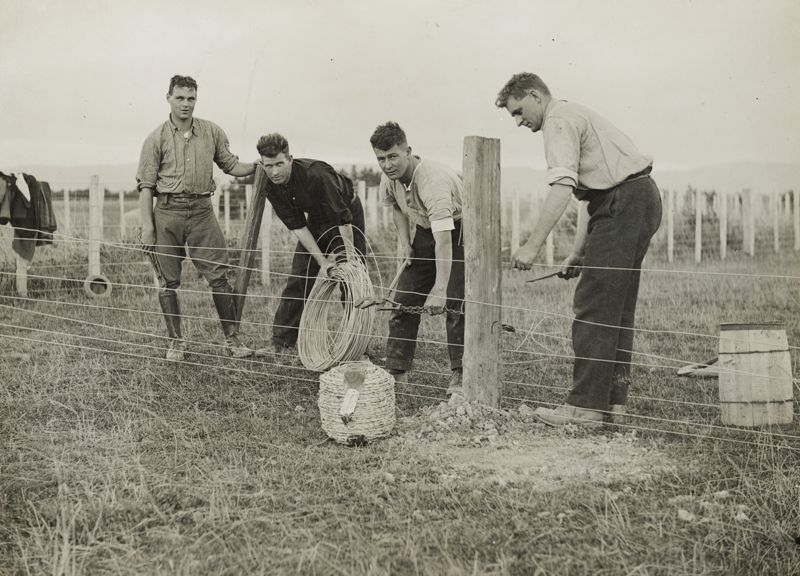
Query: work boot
608 404 628 425
166 339 187 362
212 290 252 358
446 368 463 396
387 368 408 384
159 292 186 360
534 404 604 428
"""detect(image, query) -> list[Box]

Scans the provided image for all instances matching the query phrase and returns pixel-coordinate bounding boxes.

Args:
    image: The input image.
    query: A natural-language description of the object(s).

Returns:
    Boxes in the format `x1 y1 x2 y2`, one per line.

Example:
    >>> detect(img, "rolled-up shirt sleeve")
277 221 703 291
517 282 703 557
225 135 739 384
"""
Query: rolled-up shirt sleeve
211 123 240 174
136 130 160 192
543 117 581 189
417 172 454 222
380 175 397 207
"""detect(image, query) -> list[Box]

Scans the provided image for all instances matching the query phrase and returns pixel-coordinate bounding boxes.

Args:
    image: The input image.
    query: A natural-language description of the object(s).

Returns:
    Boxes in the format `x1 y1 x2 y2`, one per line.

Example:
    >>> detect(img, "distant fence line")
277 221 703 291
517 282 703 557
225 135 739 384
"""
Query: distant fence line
4 176 799 298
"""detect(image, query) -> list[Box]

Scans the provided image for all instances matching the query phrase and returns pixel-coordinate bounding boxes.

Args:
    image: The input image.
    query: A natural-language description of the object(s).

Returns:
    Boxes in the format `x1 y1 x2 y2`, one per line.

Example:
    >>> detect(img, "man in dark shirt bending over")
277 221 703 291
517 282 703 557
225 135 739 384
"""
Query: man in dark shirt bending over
256 133 366 355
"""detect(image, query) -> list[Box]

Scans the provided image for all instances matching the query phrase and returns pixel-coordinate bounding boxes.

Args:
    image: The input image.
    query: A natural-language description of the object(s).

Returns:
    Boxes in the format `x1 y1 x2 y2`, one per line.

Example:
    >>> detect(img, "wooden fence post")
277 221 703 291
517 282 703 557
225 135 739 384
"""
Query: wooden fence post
233 168 268 321
694 188 702 263
462 136 501 407
773 190 780 253
367 184 380 231
719 190 728 260
63 188 71 238
213 188 220 219
511 188 520 254
224 187 231 237
15 254 29 297
743 189 755 256
88 175 102 278
245 184 253 214
261 201 272 286
794 190 800 252
667 188 674 263
118 190 126 240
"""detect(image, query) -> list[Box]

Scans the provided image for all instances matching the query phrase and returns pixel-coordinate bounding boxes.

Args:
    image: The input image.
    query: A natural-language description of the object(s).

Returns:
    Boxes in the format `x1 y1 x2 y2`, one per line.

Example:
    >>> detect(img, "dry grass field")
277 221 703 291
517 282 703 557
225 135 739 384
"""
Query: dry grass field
1 198 799 575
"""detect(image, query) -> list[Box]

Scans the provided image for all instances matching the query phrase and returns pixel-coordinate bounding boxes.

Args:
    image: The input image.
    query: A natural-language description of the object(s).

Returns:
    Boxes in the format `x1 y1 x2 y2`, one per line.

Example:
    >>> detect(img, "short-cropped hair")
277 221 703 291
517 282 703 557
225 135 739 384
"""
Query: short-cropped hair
168 75 198 95
257 133 290 157
495 73 550 107
370 121 407 151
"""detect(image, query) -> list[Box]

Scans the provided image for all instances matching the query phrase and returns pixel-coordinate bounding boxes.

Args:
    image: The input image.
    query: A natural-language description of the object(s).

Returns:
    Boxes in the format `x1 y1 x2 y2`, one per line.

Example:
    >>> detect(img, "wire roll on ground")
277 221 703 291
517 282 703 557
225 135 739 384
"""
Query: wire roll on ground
298 259 376 371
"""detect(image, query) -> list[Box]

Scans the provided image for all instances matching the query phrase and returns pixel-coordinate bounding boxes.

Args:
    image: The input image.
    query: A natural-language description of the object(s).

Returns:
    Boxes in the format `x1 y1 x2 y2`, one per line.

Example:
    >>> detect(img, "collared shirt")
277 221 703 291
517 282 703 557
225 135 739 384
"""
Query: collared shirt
265 159 354 234
542 100 652 192
380 158 463 232
136 117 240 195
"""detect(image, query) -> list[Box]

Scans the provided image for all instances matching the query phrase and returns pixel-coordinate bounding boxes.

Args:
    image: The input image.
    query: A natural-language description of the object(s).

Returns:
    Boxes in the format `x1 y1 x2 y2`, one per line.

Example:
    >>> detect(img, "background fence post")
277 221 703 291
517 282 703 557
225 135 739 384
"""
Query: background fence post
63 188 71 238
743 189 755 256
773 190 780 253
261 201 272 287
118 190 126 240
511 187 520 254
719 190 727 261
462 136 501 407
88 175 102 278
667 188 674 263
367 184 379 231
224 187 231 237
794 189 799 252
694 188 702 263
15 254 29 297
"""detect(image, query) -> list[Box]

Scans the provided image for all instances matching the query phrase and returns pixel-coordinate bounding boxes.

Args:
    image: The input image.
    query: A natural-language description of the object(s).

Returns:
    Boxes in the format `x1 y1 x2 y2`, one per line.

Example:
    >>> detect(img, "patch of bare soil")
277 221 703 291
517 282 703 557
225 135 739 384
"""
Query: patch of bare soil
387 395 672 491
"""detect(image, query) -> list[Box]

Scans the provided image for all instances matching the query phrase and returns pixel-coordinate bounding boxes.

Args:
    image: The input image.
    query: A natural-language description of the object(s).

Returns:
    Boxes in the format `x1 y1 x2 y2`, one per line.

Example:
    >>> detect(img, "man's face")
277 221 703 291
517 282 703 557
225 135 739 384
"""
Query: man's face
260 152 293 185
505 91 545 132
167 87 197 122
373 143 413 181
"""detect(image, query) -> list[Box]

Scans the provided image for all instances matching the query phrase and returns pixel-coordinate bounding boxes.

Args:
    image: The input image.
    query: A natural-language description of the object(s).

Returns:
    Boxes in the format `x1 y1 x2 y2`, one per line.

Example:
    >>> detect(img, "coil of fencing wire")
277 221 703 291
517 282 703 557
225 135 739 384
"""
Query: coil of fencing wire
298 258 376 371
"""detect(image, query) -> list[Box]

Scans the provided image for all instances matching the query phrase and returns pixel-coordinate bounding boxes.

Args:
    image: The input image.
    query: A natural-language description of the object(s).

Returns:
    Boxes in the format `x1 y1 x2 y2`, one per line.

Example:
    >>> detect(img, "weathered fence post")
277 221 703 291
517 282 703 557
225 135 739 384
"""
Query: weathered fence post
245 184 253 214
233 168 268 322
15 254 29 297
261 201 272 286
63 188 71 238
743 189 755 256
89 176 102 278
366 183 380 230
462 136 501 407
84 175 111 298
773 190 780 254
667 188 674 263
694 188 702 263
224 187 231 237
118 190 126 240
511 187 520 254
719 190 728 260
213 188 220 219
793 190 800 252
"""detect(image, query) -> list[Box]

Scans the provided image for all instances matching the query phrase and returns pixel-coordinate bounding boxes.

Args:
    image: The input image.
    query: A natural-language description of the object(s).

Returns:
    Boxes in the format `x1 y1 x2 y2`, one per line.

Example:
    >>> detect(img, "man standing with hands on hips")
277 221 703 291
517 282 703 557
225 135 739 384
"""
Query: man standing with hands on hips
496 73 662 427
137 75 258 362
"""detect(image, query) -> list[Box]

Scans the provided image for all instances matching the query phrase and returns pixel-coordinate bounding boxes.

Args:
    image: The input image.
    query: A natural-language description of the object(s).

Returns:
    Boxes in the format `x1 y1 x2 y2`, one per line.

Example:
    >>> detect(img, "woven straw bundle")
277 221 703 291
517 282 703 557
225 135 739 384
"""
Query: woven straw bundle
318 361 396 444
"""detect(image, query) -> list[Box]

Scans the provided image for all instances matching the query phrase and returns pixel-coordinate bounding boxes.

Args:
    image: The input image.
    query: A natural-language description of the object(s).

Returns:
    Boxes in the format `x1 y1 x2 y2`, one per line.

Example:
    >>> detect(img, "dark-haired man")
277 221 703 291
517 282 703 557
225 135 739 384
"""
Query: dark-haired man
367 122 465 394
256 133 366 354
137 75 257 362
496 72 662 427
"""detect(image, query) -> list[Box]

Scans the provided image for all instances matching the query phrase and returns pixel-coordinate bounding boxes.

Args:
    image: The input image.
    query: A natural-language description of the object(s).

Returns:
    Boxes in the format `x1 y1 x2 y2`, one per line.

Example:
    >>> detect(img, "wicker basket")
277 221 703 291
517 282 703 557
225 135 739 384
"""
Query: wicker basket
318 361 396 444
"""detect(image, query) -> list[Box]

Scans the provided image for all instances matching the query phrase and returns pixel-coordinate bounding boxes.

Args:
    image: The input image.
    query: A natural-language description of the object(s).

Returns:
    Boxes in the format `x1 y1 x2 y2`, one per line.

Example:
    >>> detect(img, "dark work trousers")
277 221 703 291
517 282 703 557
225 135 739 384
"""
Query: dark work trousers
385 220 465 373
153 194 232 295
566 177 662 411
272 197 366 347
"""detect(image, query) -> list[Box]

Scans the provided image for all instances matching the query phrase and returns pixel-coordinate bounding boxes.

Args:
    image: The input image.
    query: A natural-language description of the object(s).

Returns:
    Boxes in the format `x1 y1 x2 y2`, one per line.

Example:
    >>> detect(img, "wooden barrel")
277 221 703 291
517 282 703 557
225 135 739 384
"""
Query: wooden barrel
718 322 793 427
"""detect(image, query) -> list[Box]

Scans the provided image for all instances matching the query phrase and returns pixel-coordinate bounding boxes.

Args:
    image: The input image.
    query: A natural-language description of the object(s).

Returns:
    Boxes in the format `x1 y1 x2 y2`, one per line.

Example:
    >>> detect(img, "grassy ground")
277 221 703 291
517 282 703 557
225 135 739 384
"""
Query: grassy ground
1 211 799 575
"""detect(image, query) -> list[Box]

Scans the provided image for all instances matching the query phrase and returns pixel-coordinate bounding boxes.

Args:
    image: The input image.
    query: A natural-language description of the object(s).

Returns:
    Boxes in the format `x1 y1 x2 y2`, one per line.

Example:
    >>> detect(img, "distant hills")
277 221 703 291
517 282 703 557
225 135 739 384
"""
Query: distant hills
7 161 799 195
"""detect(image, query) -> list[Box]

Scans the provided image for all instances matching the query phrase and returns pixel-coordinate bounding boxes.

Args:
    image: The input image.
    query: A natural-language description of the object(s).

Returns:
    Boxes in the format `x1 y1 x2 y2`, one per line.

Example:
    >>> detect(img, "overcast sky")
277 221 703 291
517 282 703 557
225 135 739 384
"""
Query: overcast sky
1 0 798 172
